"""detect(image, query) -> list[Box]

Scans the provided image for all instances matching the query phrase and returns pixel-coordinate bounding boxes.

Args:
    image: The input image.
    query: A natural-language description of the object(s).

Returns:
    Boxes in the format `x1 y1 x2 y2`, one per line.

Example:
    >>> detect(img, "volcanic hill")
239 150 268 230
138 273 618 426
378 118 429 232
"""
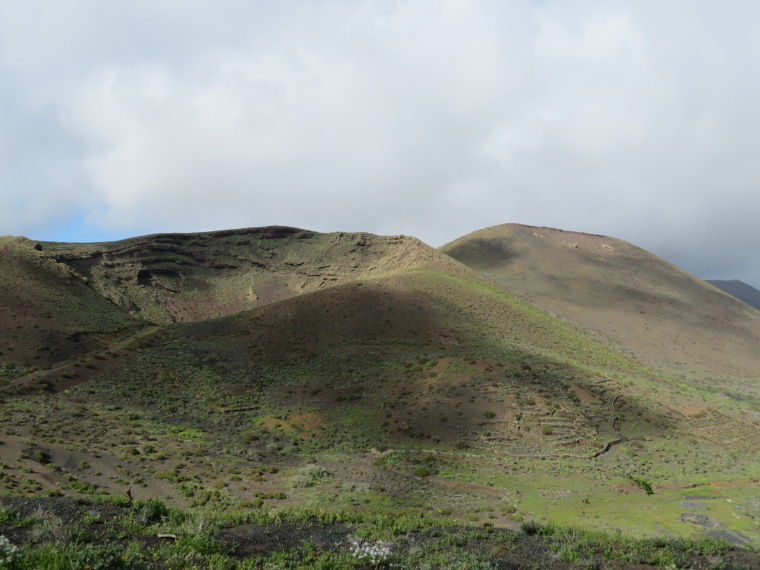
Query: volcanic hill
1 223 760 562
37 226 469 324
441 223 760 385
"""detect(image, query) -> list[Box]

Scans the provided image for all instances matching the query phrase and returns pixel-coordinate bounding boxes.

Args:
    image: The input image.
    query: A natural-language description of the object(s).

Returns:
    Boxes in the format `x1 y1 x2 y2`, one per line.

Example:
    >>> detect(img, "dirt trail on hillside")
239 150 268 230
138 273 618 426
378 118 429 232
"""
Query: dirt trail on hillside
591 393 625 458
1 325 161 392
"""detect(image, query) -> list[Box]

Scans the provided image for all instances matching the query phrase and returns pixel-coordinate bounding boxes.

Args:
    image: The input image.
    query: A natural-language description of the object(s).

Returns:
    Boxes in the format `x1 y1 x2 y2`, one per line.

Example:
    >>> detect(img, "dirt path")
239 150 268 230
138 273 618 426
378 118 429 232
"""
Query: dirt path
0 434 183 504
591 393 625 458
1 325 161 392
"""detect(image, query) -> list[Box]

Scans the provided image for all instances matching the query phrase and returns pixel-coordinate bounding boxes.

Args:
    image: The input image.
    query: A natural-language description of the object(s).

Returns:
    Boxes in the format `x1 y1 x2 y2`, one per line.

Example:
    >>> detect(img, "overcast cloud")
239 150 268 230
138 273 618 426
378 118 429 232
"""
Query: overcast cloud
2 1 760 286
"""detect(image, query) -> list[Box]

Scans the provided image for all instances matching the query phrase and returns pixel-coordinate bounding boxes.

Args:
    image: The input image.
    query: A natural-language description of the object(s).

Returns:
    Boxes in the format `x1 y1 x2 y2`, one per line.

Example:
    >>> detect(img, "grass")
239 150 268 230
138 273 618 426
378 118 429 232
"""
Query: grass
409 269 649 376
540 523 734 567
0 498 748 569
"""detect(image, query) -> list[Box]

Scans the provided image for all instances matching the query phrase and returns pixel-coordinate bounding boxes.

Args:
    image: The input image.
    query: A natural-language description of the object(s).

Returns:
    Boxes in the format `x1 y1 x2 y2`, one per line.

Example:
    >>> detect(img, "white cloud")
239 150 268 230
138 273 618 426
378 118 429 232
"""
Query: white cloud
3 1 760 284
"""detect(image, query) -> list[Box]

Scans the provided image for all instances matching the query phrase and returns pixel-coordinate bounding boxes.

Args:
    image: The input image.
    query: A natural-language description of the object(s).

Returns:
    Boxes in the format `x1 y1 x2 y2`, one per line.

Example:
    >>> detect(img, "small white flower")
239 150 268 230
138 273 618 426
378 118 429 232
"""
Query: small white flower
0 535 20 564
348 538 393 566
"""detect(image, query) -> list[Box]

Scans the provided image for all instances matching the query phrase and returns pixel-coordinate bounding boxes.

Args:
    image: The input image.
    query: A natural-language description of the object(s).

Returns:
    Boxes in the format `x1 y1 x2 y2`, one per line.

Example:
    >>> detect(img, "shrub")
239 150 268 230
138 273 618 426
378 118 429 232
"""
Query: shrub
290 464 331 488
174 533 230 556
520 520 554 536
66 543 136 570
69 480 97 494
0 535 20 567
627 475 654 495
412 465 436 477
132 498 170 524
28 515 74 544
557 544 580 563
31 449 50 464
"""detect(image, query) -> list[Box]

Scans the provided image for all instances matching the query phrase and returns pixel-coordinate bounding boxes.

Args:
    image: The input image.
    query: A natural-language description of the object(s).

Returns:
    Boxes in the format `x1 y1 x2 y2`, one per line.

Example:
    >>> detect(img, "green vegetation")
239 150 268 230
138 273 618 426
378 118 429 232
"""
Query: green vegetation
628 475 655 496
0 498 749 569
2 225 760 567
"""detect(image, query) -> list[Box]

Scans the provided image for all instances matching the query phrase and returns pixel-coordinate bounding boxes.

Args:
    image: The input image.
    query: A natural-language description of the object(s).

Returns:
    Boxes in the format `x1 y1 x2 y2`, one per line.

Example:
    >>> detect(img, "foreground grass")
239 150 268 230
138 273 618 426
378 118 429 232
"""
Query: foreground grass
0 498 753 569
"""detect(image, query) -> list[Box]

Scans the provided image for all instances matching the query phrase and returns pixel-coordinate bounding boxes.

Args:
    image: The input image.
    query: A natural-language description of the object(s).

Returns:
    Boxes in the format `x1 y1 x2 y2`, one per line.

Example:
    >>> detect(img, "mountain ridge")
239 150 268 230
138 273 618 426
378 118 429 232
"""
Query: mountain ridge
707 278 760 311
35 225 471 324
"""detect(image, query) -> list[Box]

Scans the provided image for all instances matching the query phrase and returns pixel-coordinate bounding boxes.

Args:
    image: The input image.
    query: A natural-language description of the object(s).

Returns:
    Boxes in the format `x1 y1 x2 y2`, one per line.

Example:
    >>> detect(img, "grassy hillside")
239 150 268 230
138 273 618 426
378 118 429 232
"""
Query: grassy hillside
0 236 144 376
441 223 760 395
440 226 760 483
1 225 760 566
3 261 760 551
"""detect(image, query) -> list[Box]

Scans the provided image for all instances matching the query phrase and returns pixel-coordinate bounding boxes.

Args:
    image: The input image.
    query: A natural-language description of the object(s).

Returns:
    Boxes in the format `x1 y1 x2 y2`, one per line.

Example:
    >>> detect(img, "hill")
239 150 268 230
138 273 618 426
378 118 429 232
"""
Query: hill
0 235 144 373
38 226 467 324
440 224 760 387
0 266 694 540
1 226 468 371
1 224 760 564
707 279 760 311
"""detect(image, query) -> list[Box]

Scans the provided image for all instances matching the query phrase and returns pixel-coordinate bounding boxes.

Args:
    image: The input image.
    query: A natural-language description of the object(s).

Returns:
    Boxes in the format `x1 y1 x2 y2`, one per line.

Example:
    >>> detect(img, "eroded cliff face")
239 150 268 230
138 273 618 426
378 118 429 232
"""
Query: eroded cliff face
39 226 453 323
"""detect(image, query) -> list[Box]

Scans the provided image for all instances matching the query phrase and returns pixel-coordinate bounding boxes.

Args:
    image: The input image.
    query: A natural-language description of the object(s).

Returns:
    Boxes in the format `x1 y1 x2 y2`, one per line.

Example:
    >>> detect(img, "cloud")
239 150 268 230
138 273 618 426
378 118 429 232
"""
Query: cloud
3 1 760 285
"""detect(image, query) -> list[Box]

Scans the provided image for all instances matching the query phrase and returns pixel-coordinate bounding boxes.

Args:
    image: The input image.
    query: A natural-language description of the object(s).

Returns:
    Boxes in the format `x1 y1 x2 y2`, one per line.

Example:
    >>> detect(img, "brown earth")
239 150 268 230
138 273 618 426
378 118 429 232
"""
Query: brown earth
441 223 760 385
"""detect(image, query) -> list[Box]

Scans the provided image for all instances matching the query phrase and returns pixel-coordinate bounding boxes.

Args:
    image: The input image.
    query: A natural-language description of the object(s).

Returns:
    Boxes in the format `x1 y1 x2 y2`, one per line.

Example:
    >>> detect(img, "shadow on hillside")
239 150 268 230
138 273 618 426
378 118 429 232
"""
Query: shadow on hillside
161 280 678 450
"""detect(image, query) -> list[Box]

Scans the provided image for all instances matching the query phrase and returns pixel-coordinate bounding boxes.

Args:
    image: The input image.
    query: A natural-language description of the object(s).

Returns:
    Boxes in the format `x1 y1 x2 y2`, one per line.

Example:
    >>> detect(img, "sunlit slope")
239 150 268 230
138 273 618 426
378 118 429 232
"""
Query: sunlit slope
179 267 643 380
39 226 468 324
440 223 760 383
0 236 143 368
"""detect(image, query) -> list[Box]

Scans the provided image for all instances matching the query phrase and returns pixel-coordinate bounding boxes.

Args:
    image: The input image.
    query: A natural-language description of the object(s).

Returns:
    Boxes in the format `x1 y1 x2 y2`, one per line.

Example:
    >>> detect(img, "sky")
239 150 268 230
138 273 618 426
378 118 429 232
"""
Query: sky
3 1 760 287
